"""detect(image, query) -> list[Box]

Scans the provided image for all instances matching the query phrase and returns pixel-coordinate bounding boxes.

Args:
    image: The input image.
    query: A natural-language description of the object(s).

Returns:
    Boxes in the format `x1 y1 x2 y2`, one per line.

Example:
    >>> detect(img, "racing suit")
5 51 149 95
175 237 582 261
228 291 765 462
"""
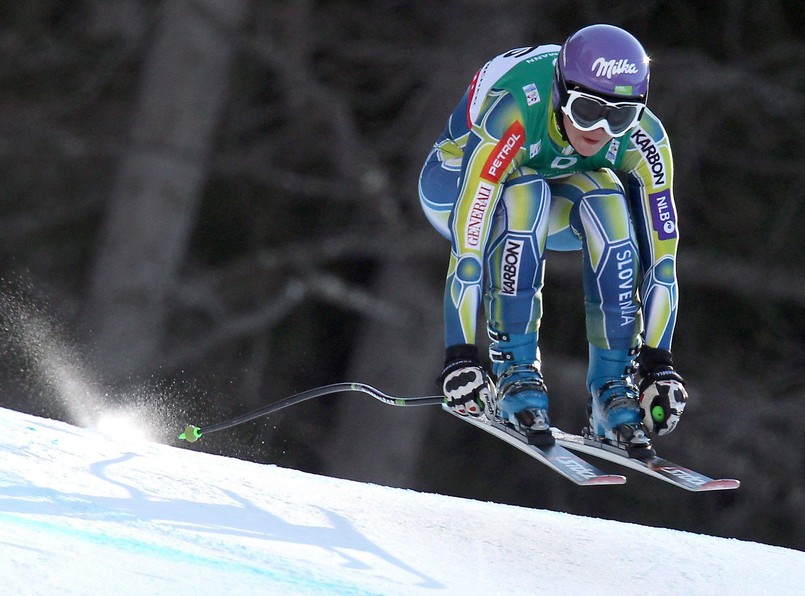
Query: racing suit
418 45 678 380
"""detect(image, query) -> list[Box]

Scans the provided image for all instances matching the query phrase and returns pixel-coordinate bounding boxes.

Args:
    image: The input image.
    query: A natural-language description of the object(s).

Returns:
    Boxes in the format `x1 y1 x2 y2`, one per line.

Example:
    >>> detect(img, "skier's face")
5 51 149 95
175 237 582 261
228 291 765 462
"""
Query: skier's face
562 114 612 157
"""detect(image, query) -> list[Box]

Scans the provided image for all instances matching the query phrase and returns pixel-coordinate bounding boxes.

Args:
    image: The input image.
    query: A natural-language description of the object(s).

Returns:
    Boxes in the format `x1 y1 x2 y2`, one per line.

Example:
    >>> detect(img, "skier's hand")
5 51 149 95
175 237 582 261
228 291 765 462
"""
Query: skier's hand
440 344 494 418
637 347 688 435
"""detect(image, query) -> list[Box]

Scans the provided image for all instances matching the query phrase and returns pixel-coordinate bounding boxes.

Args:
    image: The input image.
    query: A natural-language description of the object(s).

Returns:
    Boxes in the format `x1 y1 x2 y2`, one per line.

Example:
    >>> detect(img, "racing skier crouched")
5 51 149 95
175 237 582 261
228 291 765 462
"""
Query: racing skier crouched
418 24 688 455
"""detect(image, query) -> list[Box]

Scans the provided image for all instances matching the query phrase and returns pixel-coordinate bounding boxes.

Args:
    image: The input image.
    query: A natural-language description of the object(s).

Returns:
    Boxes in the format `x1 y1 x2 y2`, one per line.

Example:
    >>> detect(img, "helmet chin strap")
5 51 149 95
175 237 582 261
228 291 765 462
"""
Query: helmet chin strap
550 72 573 148
552 104 584 154
553 104 569 143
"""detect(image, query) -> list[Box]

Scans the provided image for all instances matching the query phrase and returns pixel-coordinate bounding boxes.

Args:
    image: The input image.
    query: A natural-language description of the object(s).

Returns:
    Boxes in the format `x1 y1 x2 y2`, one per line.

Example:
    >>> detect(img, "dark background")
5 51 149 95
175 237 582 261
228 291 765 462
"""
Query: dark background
1 1 803 551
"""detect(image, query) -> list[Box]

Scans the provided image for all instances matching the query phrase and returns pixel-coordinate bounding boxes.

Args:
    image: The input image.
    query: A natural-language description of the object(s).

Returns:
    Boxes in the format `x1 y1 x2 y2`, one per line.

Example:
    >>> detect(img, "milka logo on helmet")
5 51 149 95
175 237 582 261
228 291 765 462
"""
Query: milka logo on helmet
591 57 639 79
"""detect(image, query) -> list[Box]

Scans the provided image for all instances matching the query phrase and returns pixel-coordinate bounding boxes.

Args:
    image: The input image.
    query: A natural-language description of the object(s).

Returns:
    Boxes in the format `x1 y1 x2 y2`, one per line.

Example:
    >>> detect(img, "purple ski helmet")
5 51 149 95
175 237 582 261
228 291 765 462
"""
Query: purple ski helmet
555 24 650 103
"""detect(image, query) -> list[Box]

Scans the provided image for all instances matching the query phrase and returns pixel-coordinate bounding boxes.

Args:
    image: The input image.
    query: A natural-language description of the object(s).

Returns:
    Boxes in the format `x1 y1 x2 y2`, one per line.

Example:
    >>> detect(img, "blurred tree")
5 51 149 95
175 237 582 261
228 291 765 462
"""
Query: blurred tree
81 0 248 381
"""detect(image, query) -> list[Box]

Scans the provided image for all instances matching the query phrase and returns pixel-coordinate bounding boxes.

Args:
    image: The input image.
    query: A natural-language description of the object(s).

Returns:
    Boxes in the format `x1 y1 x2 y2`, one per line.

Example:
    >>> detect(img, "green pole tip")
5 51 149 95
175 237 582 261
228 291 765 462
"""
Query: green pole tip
179 425 202 443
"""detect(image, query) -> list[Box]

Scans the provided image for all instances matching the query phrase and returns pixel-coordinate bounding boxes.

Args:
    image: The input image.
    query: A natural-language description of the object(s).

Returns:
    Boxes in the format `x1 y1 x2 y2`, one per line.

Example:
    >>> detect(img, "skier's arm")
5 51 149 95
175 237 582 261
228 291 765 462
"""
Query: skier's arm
444 90 527 347
621 110 679 351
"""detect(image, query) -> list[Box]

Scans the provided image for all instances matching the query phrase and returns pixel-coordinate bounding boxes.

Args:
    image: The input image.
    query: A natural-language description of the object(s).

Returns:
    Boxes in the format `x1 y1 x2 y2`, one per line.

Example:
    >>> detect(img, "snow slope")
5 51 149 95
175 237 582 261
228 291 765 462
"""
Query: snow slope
0 406 801 595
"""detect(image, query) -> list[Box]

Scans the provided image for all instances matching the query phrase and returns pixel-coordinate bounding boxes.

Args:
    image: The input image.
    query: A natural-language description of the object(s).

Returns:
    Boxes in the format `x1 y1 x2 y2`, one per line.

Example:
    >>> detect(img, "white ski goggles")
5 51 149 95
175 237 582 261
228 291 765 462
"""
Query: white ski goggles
561 90 644 137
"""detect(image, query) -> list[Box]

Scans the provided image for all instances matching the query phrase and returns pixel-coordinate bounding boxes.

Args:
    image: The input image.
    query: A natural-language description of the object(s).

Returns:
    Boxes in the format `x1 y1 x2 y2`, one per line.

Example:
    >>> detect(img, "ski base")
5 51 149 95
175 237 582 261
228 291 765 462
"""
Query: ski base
443 407 625 486
551 428 740 492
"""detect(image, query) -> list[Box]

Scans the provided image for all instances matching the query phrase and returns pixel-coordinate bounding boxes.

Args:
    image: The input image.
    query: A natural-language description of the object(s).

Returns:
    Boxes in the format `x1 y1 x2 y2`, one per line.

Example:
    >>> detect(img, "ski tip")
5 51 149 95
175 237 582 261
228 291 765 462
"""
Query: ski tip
179 425 202 443
696 478 741 492
583 475 627 486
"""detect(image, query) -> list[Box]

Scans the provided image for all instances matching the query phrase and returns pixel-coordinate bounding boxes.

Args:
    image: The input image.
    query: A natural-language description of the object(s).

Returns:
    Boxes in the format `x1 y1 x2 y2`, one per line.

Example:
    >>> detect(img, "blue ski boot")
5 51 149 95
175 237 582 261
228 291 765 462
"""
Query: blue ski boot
489 328 552 445
585 345 654 458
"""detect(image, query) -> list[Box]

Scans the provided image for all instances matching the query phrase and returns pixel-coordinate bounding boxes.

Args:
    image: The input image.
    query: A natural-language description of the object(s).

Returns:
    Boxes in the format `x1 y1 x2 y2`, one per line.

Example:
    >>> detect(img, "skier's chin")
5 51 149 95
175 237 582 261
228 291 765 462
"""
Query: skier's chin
571 133 610 156
573 139 606 157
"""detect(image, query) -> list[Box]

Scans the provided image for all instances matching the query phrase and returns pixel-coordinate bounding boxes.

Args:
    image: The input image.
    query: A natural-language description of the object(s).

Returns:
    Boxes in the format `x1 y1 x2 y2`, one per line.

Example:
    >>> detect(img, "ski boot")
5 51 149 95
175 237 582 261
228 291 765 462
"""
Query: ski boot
489 328 553 446
585 346 655 458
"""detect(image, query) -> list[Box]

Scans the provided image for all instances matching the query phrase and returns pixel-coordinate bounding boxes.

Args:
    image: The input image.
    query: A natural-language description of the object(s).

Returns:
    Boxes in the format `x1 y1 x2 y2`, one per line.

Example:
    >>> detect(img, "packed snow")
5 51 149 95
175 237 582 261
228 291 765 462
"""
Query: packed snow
0 406 801 595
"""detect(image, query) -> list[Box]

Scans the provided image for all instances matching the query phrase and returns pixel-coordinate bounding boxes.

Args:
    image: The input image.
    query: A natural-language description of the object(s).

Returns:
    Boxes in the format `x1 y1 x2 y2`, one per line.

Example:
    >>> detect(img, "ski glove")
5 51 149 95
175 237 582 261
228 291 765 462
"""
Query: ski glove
637 347 688 435
440 344 494 418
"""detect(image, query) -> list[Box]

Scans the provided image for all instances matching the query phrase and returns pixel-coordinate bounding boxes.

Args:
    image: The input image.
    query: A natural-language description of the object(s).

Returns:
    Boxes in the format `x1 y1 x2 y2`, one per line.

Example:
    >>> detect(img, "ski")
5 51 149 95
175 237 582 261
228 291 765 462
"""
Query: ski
550 428 740 492
444 407 626 486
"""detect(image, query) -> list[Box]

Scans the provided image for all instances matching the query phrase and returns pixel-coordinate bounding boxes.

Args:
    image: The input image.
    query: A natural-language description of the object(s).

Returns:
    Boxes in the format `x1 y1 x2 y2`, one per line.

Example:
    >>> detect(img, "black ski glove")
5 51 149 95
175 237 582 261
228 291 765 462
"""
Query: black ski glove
637 347 688 435
440 344 494 418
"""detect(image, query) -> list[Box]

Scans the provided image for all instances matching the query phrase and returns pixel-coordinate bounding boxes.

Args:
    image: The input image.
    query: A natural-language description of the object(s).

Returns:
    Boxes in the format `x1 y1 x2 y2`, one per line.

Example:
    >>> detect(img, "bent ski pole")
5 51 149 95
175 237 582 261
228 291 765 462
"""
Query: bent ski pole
178 382 443 443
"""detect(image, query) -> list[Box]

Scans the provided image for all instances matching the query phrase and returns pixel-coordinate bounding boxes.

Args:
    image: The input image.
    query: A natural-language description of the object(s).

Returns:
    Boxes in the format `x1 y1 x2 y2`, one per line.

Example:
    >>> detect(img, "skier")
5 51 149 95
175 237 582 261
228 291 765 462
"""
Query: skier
418 24 688 454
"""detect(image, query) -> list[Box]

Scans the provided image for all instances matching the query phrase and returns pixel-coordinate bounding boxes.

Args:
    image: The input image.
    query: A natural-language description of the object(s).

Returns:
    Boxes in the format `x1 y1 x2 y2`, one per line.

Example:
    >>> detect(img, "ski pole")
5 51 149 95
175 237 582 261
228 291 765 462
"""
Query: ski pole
178 382 444 443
